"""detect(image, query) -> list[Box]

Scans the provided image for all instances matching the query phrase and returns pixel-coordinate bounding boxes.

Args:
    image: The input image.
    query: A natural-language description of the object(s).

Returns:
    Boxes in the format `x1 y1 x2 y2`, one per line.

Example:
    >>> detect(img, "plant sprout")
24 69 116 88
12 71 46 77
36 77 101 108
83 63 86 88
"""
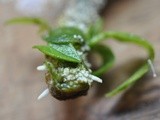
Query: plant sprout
6 17 156 100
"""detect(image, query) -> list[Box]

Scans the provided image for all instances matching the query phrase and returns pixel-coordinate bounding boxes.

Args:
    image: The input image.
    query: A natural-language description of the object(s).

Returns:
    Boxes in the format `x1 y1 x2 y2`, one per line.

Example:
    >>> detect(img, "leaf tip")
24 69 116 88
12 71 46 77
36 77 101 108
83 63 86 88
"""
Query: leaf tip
105 92 116 98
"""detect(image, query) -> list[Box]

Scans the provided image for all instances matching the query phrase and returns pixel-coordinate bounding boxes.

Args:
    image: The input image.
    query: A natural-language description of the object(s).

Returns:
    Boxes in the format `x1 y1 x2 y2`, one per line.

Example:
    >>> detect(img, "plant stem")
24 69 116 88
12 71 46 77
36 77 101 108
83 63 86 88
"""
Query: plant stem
62 0 107 31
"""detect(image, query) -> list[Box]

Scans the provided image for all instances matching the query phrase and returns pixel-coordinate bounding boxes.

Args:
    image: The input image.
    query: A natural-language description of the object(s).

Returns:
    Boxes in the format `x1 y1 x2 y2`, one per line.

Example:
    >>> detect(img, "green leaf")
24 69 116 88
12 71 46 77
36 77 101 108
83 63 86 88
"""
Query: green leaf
33 44 81 63
89 31 155 96
92 44 115 76
89 31 154 59
106 63 149 97
43 27 85 44
6 17 51 33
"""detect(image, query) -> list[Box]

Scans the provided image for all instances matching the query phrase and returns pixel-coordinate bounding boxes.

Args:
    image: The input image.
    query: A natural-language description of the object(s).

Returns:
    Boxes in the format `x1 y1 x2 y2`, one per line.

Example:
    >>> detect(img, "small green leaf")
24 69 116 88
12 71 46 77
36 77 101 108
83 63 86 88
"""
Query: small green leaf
43 27 85 44
89 31 154 59
92 44 115 76
6 17 51 33
33 44 81 63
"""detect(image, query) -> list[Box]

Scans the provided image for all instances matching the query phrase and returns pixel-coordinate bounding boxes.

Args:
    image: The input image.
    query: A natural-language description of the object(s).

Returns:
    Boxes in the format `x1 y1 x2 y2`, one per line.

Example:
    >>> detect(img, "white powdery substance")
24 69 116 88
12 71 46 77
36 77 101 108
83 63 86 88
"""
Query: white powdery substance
58 67 102 85
73 34 84 42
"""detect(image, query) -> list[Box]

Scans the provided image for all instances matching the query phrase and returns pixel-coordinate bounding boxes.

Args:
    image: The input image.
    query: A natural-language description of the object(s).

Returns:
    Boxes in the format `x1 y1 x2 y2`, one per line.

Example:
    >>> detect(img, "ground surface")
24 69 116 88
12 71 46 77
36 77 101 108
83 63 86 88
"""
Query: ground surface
0 0 160 120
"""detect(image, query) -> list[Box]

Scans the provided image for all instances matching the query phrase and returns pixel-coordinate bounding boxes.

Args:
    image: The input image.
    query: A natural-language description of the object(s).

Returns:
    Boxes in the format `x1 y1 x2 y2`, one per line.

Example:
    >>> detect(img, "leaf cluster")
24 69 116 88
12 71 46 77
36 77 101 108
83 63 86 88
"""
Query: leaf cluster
6 17 155 97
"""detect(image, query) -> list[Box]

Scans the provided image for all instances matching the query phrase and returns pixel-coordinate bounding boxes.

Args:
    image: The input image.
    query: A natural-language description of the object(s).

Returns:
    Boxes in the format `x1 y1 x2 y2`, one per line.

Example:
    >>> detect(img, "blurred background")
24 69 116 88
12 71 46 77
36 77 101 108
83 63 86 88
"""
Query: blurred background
0 0 160 120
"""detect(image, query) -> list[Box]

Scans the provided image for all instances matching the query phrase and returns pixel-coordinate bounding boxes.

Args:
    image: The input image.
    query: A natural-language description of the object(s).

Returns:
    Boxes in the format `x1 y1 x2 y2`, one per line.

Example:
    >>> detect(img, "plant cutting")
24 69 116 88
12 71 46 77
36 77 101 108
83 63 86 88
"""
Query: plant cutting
6 0 156 100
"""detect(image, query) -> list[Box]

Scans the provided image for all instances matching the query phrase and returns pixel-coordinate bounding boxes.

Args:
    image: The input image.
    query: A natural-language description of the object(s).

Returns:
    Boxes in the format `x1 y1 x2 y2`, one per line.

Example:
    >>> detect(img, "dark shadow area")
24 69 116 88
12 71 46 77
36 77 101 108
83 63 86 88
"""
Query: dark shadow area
109 69 160 115
87 58 160 120
110 76 158 112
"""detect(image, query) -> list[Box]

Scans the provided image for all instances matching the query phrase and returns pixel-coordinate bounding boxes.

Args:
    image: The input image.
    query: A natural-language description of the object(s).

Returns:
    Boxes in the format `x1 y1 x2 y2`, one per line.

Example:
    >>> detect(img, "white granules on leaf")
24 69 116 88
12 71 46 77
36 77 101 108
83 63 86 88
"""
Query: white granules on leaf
73 34 84 42
58 67 102 85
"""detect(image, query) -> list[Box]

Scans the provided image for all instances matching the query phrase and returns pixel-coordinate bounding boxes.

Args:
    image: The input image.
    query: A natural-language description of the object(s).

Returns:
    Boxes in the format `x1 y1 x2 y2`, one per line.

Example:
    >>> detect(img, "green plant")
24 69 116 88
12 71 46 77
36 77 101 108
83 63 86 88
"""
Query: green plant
6 17 156 100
